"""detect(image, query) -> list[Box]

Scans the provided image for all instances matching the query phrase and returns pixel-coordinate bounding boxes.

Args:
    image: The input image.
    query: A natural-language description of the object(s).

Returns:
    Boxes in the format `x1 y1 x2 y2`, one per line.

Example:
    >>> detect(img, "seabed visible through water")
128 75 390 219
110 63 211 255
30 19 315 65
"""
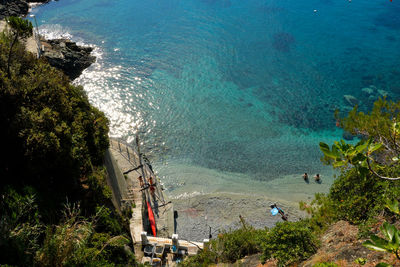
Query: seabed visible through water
30 0 400 208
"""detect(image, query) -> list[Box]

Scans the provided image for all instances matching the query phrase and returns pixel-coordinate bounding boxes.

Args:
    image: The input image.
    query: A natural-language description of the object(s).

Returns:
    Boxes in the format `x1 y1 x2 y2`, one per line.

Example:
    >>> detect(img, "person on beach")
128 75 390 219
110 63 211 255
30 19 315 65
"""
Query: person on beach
137 175 144 188
314 173 321 183
270 204 288 221
149 176 156 197
302 173 309 181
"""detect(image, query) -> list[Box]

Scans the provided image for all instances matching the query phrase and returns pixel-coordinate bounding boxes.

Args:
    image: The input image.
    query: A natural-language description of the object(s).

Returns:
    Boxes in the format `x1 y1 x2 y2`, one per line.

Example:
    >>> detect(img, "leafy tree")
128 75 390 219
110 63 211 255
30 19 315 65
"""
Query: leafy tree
331 98 400 180
319 138 385 179
6 16 32 78
309 100 400 225
363 200 400 261
364 221 400 260
312 99 400 224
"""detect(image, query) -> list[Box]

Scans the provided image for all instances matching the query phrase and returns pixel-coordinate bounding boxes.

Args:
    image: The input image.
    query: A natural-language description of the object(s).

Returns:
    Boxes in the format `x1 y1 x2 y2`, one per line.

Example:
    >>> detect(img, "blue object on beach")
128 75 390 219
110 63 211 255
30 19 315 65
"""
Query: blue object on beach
270 207 279 216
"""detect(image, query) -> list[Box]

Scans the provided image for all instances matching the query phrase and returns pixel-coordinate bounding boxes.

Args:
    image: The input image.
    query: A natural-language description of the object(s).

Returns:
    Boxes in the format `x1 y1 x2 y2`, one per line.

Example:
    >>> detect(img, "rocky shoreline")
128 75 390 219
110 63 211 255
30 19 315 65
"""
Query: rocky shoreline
1 0 96 80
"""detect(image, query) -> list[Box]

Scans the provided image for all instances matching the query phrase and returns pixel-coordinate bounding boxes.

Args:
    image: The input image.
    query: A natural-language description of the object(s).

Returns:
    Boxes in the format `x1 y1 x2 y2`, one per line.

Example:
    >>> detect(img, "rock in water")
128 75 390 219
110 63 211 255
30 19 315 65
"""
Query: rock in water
342 131 354 141
343 94 359 106
361 87 374 95
378 89 389 97
41 39 96 80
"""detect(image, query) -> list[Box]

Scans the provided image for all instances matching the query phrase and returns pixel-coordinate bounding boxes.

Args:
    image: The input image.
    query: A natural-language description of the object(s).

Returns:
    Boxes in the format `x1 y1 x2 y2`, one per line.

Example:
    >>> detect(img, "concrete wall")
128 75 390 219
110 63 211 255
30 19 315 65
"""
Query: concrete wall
104 148 128 212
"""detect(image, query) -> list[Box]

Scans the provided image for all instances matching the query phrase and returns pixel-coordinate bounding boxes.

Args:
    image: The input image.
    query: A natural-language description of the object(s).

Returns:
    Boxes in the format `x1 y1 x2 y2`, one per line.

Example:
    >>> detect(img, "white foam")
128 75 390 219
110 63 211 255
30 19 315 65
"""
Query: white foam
39 24 73 40
171 191 205 200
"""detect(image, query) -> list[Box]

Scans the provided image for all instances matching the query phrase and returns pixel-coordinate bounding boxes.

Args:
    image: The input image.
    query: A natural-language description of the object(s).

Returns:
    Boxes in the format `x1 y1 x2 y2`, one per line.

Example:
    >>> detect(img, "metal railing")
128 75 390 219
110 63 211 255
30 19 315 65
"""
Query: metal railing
110 137 166 205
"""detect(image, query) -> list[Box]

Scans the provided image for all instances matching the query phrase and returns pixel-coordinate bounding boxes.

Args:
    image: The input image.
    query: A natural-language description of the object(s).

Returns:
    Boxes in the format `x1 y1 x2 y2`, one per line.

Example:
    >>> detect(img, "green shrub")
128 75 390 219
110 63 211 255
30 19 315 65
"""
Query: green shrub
260 221 318 266
180 223 267 266
0 187 42 266
327 168 400 224
214 226 265 263
86 167 112 206
96 206 123 236
35 204 134 267
179 248 218 267
299 193 338 233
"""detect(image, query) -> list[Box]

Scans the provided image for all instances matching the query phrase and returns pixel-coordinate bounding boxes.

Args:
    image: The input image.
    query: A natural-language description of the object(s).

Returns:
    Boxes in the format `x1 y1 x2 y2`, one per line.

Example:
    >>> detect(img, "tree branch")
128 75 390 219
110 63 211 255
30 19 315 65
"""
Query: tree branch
366 156 400 181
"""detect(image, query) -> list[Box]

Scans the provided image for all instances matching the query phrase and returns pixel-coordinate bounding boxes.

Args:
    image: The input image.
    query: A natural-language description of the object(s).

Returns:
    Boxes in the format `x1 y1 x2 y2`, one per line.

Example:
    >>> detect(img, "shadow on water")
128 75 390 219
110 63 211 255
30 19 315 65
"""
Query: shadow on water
252 81 338 131
272 32 295 53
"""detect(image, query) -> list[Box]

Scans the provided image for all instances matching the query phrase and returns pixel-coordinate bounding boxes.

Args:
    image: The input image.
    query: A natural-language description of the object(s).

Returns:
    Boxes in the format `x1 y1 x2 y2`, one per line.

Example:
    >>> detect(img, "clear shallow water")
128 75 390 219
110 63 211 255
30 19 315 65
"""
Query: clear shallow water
31 0 400 200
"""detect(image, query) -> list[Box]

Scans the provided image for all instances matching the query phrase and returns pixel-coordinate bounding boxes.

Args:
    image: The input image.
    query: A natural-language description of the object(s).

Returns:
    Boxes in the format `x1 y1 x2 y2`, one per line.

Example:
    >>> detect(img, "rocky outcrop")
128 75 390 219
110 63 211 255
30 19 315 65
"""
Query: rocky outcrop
342 131 354 141
0 0 51 19
0 0 52 19
41 38 96 80
0 0 29 19
0 1 94 80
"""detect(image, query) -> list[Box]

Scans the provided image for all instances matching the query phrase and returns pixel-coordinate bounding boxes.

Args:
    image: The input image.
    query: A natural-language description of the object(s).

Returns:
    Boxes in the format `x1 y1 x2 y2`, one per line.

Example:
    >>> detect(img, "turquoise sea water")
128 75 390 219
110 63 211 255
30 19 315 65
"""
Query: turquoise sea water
32 0 400 201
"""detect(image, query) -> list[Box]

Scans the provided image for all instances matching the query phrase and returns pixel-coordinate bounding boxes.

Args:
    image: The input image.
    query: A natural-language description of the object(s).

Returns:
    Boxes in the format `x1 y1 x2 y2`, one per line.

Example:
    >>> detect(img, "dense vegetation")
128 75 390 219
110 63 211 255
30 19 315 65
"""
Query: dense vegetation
0 17 137 266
